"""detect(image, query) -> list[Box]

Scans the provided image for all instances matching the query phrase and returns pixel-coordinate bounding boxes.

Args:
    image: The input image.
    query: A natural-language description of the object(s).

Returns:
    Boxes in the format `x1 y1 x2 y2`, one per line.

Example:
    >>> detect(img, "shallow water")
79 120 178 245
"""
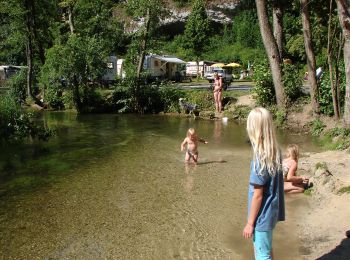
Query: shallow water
0 113 321 259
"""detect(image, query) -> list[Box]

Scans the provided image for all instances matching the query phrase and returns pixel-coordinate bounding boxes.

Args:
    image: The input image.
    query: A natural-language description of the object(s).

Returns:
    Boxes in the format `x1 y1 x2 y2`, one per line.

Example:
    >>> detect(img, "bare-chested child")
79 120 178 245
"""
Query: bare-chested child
181 128 208 164
283 144 309 193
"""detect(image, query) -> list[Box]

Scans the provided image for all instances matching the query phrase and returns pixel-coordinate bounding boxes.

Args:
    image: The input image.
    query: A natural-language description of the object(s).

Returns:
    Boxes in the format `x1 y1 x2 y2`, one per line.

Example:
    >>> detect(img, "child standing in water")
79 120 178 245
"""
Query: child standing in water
181 128 208 164
283 144 309 193
243 107 285 260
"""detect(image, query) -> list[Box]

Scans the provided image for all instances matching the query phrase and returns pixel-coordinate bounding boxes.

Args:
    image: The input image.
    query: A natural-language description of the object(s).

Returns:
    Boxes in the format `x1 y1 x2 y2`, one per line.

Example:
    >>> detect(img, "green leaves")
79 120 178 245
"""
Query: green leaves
182 0 210 59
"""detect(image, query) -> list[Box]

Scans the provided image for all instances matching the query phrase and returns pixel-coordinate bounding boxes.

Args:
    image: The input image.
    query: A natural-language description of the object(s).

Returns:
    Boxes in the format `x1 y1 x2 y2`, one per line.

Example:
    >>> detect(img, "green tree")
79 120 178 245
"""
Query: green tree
255 0 286 108
0 0 58 105
183 0 211 79
40 0 121 113
336 0 350 125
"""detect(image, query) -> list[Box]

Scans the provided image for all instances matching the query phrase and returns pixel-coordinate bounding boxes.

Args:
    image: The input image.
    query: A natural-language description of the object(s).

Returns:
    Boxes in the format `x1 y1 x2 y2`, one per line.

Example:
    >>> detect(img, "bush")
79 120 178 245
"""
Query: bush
282 63 303 102
310 119 325 136
252 62 275 107
319 69 346 116
6 69 27 104
0 93 53 143
112 76 183 114
45 82 65 110
232 105 251 120
185 90 213 111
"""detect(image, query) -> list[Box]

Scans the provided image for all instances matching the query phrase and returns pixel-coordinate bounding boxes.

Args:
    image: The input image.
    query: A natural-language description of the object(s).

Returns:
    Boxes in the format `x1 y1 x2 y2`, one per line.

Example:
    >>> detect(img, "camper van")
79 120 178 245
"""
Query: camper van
143 54 186 80
0 65 26 87
104 55 186 82
186 61 215 78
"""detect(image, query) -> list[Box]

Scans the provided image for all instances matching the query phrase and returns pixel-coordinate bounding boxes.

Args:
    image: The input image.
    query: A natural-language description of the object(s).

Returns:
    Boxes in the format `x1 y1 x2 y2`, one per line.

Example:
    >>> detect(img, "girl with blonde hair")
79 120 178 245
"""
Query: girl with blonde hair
283 144 309 193
243 107 285 260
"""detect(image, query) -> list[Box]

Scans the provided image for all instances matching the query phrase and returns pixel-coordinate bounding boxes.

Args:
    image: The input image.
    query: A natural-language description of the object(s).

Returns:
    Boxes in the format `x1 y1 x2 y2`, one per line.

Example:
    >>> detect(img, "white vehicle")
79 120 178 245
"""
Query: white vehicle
186 61 214 78
204 68 233 90
0 65 26 87
144 54 186 80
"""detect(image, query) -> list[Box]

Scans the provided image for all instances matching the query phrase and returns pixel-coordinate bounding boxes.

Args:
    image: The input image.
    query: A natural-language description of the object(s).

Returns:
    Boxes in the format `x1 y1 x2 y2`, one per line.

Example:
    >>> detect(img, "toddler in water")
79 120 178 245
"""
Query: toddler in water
283 144 309 193
181 128 208 164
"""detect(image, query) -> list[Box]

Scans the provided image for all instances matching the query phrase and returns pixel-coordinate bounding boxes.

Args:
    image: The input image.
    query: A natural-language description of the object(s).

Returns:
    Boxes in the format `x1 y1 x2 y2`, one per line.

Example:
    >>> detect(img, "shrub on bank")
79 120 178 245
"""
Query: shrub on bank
252 61 303 107
112 77 184 114
6 69 27 104
0 93 53 143
319 70 345 116
282 63 303 103
251 62 275 107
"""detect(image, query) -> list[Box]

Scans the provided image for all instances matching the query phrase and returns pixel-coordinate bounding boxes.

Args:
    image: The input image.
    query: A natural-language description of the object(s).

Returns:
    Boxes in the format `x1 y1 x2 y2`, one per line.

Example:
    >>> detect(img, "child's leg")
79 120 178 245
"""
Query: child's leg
184 151 191 163
284 182 304 193
192 153 198 164
253 230 273 260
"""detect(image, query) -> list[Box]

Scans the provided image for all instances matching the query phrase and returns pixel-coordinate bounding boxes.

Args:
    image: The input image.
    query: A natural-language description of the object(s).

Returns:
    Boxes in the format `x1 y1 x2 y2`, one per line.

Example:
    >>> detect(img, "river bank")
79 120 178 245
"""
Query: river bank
297 150 350 259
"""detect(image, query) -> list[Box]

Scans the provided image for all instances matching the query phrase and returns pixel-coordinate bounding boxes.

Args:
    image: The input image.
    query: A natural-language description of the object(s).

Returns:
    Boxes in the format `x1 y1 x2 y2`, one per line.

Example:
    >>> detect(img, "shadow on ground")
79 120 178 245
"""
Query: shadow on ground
316 232 350 260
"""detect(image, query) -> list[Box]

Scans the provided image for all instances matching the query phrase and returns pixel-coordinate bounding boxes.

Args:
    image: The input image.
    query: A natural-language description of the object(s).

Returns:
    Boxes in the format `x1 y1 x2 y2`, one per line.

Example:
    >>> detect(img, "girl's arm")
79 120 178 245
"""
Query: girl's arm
286 163 306 183
243 185 263 238
181 138 187 151
219 78 223 88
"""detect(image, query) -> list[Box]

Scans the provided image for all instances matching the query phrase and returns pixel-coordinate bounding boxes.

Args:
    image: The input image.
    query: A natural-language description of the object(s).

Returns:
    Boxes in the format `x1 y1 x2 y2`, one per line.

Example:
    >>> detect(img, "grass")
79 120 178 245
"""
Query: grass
304 187 313 196
338 186 350 194
315 161 328 170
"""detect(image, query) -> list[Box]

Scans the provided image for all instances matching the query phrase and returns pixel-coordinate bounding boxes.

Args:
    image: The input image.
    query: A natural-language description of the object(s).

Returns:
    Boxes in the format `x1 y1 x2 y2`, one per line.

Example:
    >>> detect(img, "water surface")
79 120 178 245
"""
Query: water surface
0 112 321 259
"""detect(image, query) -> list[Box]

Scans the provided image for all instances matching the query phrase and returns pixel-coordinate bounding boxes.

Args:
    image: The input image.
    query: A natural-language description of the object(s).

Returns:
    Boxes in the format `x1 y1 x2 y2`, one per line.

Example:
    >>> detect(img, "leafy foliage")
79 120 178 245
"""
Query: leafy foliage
182 0 211 61
112 76 184 113
319 68 346 116
282 64 303 103
251 61 275 107
6 69 27 104
0 92 53 143
310 119 325 136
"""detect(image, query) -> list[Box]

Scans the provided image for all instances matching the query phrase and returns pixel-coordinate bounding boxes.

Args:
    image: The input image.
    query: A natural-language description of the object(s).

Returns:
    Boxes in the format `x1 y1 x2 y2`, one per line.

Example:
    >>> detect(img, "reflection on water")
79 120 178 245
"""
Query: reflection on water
0 112 322 259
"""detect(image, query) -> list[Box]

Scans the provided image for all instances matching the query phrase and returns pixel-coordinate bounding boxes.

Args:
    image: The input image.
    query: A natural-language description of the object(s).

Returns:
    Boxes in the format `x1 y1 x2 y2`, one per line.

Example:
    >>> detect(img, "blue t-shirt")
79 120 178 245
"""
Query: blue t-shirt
247 160 285 231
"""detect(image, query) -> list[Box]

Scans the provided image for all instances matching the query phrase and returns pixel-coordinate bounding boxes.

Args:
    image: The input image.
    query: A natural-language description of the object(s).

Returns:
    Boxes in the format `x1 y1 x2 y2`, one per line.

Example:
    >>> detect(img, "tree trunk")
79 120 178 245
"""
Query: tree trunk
336 32 344 114
336 0 350 125
29 1 45 65
25 40 34 100
196 59 200 81
255 0 286 108
72 75 83 113
68 5 75 34
327 0 340 119
24 0 39 103
272 1 284 59
135 9 151 113
300 0 320 115
136 9 150 78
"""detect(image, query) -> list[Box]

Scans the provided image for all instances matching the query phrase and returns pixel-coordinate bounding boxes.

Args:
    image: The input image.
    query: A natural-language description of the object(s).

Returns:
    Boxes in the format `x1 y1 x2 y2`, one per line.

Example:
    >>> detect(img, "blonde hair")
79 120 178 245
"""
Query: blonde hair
247 107 281 176
285 144 299 161
187 128 197 138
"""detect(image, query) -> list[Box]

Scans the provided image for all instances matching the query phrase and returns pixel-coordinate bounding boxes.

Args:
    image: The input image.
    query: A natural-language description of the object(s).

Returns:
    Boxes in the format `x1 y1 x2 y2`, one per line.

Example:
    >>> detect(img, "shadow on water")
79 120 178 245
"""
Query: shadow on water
196 160 227 165
316 232 350 260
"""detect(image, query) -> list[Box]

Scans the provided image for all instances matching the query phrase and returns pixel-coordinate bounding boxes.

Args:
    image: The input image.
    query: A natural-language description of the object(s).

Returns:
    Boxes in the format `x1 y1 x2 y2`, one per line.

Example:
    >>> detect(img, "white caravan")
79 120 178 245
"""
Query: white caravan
186 61 215 78
143 54 186 80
